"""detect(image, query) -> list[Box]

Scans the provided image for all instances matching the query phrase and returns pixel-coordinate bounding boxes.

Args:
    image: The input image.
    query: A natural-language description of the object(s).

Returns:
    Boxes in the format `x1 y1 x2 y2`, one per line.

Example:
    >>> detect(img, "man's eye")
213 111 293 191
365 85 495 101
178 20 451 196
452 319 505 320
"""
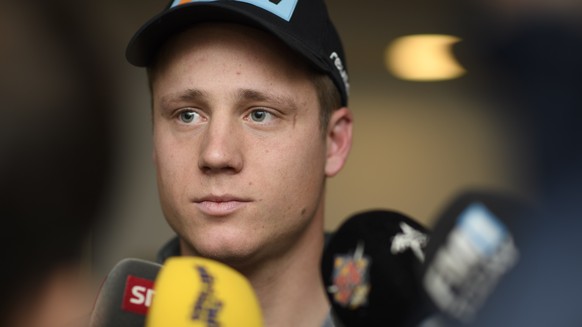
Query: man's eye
178 110 198 123
249 110 271 122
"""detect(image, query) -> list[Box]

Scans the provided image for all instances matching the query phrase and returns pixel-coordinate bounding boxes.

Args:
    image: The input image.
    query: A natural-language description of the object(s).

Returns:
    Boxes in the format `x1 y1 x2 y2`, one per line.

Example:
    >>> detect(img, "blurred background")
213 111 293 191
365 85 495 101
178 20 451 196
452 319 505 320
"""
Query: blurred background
2 0 581 301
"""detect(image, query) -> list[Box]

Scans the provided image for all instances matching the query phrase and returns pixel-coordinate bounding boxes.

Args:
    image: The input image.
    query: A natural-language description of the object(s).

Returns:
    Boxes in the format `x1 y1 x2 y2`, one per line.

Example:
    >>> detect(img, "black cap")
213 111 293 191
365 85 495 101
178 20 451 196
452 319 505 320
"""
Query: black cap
126 0 349 106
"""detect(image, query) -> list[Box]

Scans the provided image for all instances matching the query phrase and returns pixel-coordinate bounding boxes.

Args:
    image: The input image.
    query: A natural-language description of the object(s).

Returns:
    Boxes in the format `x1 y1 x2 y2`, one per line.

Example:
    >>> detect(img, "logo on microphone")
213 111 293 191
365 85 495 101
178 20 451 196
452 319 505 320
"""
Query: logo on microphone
328 241 371 309
192 265 223 327
122 275 155 315
423 203 520 323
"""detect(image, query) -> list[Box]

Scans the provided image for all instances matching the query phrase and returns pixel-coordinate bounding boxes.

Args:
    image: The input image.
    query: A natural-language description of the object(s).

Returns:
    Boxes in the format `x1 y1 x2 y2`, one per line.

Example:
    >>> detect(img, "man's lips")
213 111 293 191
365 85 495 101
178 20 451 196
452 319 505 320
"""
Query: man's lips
193 195 251 216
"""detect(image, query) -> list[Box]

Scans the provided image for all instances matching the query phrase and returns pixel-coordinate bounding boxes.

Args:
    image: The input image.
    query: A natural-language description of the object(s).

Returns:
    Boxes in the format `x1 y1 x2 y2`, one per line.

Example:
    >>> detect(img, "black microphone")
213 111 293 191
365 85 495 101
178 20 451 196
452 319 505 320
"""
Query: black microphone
418 189 531 326
321 209 432 327
89 258 161 327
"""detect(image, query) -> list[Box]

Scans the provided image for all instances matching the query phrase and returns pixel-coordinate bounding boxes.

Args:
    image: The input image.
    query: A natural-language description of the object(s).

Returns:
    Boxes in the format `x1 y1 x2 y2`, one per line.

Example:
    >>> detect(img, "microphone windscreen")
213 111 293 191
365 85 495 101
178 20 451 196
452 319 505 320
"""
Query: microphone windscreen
145 256 263 327
90 258 161 327
321 209 431 327
420 189 531 325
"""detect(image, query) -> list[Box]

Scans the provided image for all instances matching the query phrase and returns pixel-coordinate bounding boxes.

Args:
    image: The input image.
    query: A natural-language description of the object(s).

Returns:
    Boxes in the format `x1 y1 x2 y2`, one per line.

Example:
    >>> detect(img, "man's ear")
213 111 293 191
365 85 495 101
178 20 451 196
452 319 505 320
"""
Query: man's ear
325 107 353 177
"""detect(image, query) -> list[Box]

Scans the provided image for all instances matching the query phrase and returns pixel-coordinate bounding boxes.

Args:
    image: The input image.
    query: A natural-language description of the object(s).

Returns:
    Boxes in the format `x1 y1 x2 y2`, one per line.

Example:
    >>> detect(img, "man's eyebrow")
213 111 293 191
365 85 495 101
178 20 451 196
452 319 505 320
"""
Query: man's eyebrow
237 89 298 111
159 89 208 108
158 88 298 112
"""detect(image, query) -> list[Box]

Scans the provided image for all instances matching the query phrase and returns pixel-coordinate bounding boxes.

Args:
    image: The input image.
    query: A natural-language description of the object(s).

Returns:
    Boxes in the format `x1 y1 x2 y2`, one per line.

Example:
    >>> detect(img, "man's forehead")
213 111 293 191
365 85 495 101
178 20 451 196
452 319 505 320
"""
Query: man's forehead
152 22 309 75
160 22 292 58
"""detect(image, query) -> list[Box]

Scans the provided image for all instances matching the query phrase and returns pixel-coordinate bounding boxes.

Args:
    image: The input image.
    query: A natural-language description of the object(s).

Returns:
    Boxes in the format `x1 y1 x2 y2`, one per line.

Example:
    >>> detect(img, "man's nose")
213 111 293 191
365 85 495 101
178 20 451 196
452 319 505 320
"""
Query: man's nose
198 116 244 174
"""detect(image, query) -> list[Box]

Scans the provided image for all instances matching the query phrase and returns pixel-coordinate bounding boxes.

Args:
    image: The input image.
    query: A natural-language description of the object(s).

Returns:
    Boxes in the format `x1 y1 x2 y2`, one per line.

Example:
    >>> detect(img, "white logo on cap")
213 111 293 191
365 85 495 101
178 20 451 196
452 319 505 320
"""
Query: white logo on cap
171 0 299 21
330 52 350 96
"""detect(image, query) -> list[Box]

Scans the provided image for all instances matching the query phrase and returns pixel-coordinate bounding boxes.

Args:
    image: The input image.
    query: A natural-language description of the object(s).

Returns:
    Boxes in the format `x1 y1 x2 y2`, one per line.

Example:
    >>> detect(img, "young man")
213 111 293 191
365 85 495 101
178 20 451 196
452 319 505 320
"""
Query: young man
126 1 353 326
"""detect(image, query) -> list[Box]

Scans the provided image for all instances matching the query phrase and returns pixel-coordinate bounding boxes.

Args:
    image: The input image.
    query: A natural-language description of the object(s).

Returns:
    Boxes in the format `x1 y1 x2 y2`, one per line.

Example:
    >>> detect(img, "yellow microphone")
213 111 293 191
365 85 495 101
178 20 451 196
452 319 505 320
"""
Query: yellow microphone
145 257 263 327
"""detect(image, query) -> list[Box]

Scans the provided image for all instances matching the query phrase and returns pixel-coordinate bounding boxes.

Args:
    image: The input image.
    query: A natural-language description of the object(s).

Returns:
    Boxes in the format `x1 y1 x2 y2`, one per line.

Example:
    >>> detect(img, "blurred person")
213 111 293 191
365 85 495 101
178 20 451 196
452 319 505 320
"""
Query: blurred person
125 1 353 326
450 0 582 325
0 1 116 326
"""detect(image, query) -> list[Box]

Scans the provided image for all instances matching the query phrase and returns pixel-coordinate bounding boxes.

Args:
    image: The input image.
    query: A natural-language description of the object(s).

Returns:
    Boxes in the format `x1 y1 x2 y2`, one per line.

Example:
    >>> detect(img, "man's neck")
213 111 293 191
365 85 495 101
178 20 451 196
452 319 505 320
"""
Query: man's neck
243 214 330 327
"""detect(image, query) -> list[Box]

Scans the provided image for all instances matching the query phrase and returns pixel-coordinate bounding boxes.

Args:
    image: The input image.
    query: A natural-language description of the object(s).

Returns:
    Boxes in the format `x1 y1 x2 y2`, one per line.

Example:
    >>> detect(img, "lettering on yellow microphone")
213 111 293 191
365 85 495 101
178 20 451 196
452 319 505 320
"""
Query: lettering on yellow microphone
192 265 223 327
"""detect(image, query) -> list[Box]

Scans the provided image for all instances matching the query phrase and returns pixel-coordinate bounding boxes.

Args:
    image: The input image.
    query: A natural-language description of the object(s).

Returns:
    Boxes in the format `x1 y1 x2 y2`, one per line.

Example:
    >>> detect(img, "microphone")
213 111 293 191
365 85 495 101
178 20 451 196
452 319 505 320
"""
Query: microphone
89 258 161 327
145 256 263 327
419 189 530 326
321 209 432 327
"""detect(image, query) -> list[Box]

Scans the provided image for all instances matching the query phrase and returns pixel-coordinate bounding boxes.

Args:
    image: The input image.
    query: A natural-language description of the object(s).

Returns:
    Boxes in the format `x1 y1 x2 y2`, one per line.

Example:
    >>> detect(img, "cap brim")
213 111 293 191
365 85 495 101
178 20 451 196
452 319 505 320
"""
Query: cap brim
125 2 328 73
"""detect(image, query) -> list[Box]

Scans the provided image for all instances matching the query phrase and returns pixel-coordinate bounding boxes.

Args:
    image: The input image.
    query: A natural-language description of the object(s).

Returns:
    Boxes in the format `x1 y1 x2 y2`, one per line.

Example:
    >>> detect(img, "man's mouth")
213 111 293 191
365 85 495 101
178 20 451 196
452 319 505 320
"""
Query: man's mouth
193 195 251 216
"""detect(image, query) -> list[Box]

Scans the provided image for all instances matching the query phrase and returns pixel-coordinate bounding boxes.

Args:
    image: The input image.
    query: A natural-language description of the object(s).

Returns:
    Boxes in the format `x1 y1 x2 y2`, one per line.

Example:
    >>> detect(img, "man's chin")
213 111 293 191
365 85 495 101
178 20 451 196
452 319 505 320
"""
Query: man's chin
188 240 261 269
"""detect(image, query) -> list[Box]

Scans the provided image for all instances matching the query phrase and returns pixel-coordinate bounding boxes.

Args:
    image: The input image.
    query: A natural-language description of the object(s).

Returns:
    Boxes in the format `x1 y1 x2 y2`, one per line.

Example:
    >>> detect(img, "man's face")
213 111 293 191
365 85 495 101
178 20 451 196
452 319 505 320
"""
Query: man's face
151 23 329 267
